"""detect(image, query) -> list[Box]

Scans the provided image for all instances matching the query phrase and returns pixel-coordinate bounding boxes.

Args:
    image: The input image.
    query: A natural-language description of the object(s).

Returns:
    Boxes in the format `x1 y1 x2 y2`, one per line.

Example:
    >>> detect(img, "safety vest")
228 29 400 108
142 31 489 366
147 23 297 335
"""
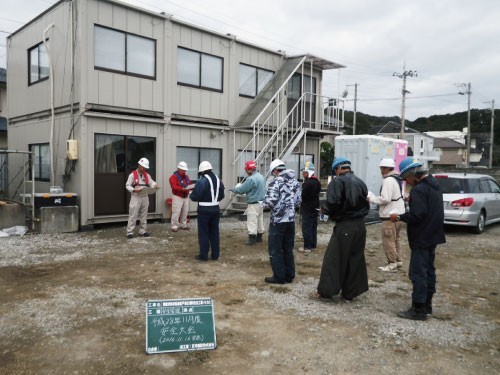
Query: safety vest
132 170 149 187
199 174 220 206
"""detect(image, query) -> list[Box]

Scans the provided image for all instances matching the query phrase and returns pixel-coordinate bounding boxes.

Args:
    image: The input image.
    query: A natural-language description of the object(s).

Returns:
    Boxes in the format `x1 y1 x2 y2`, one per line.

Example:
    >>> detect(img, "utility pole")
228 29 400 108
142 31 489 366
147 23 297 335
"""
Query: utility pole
488 100 495 168
343 83 358 134
393 68 417 139
458 83 472 167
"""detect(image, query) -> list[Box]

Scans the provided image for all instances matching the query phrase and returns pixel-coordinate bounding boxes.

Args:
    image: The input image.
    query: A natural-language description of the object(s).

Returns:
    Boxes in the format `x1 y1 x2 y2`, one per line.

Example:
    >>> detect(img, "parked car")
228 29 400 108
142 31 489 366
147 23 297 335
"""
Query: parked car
434 173 500 234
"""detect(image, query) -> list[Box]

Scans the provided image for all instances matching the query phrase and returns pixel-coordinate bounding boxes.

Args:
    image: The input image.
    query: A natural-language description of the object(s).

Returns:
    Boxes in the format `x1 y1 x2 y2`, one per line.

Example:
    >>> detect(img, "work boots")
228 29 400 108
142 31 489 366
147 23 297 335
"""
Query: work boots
256 233 263 242
397 303 427 321
426 295 433 315
245 234 257 245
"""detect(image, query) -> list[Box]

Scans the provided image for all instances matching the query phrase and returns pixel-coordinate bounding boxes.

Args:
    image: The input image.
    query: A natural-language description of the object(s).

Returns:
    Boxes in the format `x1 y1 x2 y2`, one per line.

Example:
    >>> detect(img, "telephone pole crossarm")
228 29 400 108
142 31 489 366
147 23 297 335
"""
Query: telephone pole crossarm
393 69 417 139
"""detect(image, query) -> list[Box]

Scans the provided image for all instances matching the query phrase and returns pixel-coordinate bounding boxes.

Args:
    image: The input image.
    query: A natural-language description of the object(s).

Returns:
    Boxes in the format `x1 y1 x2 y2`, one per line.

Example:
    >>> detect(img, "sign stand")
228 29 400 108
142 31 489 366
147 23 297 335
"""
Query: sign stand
146 298 217 354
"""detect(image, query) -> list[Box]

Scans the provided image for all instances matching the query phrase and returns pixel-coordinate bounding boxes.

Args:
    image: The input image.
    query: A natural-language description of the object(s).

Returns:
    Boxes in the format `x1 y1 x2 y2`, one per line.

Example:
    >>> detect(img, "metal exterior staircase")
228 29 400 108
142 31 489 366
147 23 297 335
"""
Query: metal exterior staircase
226 56 312 214
225 54 345 215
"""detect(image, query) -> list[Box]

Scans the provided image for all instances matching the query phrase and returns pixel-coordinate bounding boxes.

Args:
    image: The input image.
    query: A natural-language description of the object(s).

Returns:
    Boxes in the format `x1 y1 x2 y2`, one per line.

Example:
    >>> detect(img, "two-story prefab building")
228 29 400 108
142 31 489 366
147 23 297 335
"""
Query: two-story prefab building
6 0 344 228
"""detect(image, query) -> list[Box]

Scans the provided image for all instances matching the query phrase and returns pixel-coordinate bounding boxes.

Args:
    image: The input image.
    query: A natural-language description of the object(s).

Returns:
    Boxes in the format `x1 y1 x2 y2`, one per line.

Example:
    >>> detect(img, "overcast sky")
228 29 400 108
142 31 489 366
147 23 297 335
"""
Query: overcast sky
1 0 499 121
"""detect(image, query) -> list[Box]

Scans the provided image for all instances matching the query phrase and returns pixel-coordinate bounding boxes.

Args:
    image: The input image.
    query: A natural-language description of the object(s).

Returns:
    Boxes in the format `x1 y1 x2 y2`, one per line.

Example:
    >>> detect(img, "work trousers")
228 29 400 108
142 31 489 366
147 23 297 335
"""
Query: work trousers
301 211 318 249
268 221 295 282
317 218 368 299
197 208 221 260
171 195 190 230
246 203 264 236
381 220 403 263
127 194 149 235
409 245 436 304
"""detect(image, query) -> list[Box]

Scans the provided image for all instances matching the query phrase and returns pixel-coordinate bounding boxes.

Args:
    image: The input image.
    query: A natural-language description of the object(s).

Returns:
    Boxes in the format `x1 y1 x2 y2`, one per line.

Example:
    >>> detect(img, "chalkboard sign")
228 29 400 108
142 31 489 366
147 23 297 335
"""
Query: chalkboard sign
146 298 217 354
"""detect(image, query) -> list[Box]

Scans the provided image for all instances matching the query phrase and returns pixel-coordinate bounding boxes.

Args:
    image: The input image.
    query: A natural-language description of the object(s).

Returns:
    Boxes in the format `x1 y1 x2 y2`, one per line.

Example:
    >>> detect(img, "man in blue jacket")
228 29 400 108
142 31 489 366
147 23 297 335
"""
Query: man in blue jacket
390 157 446 320
190 161 225 261
230 160 266 245
261 159 301 284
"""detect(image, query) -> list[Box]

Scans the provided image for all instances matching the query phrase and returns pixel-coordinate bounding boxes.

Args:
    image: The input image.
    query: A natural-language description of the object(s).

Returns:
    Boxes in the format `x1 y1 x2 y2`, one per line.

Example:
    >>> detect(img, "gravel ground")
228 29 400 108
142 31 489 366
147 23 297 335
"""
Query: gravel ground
0 214 499 374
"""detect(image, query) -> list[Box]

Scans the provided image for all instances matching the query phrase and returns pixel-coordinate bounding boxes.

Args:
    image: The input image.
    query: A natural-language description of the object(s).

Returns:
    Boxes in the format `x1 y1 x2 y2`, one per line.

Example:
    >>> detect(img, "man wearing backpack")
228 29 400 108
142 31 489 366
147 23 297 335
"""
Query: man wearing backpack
368 158 406 272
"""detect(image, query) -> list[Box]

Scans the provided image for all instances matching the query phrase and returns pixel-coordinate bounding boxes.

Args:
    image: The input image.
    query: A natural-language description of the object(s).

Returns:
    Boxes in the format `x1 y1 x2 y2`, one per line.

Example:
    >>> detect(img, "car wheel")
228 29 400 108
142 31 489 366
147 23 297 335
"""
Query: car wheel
472 211 485 234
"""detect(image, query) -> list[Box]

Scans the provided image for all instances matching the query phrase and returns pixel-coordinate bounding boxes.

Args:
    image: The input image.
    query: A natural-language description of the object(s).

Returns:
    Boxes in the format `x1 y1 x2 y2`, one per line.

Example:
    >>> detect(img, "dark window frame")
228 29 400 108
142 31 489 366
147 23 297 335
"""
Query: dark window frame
239 63 274 99
29 143 50 182
177 46 224 93
28 40 49 86
176 146 223 181
94 24 157 80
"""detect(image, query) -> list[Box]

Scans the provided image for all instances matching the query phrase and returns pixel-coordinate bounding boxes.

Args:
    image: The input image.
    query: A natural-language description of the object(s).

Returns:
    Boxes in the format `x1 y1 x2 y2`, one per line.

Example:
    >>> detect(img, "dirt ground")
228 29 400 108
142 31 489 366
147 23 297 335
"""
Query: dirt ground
0 215 499 375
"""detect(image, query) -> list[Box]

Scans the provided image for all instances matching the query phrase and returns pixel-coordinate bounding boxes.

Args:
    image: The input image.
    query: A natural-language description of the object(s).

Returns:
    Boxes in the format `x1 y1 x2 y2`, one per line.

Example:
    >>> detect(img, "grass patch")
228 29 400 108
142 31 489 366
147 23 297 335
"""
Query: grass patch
224 298 245 306
270 285 289 294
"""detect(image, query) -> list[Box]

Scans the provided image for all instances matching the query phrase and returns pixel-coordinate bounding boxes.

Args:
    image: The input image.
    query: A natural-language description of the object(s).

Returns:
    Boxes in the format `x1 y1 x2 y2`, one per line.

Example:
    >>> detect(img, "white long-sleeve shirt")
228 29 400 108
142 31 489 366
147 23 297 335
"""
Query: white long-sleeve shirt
125 170 157 193
369 171 405 218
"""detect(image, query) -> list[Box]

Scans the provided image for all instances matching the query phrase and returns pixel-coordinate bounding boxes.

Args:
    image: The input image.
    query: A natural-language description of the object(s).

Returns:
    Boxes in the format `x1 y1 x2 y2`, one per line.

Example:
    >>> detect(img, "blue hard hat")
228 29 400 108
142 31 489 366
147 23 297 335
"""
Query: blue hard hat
302 161 315 171
399 157 423 178
332 157 351 170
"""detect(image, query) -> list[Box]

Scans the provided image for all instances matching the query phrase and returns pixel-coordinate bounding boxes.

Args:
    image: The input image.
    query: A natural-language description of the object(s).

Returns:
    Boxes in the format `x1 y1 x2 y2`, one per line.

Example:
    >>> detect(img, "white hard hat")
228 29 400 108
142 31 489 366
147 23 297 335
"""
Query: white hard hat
379 158 395 168
138 157 150 169
177 161 188 171
198 161 213 172
269 159 285 173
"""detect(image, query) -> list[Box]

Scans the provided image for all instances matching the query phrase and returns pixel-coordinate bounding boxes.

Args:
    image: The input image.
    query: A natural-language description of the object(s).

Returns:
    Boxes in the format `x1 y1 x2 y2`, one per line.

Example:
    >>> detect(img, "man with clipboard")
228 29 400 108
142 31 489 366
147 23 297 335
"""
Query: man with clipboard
125 158 159 239
169 161 194 232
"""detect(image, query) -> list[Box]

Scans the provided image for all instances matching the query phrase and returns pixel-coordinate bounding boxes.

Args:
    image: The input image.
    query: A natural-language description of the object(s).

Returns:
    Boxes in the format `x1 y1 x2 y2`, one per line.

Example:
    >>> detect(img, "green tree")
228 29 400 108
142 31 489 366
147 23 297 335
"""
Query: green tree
320 141 335 177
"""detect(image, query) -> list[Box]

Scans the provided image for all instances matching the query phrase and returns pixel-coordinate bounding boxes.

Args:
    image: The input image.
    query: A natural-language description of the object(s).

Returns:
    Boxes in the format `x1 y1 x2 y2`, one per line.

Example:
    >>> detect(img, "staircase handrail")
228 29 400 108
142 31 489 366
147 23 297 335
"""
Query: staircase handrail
254 92 308 164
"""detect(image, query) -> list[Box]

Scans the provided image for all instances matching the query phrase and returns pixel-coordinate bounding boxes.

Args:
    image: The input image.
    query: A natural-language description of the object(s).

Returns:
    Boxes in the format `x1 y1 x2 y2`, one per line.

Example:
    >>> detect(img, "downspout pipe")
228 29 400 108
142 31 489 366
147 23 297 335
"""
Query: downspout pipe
43 23 55 188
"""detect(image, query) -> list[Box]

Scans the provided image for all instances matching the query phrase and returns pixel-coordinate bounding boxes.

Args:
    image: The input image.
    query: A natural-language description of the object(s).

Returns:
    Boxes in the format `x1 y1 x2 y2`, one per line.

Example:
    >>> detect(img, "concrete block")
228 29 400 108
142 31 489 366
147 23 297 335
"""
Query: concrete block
36 206 79 233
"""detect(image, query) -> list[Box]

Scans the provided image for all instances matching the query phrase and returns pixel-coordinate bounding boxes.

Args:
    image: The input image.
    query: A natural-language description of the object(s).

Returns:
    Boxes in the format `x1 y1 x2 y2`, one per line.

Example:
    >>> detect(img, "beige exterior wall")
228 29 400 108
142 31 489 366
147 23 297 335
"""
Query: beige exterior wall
6 0 326 226
83 0 165 113
7 1 75 118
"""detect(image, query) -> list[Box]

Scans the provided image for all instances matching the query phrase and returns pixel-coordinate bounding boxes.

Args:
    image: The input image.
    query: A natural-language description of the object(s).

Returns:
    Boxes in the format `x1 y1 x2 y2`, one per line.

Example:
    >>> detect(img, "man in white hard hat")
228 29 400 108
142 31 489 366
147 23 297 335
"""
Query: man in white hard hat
169 161 194 232
368 158 406 272
190 161 225 261
125 157 159 239
261 159 301 284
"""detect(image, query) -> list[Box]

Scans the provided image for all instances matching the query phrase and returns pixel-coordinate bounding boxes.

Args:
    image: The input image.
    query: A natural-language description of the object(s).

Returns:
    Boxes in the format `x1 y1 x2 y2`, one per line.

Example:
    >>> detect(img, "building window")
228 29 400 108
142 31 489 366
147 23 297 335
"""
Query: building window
177 47 223 92
29 143 50 181
288 73 316 102
239 63 274 98
94 25 156 79
28 42 49 85
176 146 222 181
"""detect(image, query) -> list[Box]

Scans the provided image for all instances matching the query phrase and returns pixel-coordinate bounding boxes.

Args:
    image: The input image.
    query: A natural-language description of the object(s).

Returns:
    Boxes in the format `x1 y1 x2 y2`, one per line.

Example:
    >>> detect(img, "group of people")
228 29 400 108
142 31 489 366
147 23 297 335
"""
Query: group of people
125 153 446 321
126 158 225 261
311 155 445 321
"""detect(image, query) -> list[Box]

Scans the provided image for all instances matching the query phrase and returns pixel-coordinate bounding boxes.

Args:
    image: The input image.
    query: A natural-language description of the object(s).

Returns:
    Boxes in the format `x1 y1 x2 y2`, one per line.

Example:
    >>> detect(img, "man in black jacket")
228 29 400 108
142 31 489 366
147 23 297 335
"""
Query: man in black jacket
390 157 446 320
299 161 322 253
312 157 370 301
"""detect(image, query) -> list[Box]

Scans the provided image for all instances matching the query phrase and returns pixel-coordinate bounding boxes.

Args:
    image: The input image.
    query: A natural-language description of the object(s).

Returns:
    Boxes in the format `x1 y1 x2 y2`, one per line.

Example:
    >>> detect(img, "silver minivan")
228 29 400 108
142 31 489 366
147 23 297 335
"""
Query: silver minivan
434 173 500 234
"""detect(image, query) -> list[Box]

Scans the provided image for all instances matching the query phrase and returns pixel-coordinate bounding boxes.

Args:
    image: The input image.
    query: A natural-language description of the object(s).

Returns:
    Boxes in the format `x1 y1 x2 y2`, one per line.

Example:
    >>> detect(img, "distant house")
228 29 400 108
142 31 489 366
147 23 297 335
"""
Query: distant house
425 130 484 167
6 0 345 227
373 121 439 169
432 138 466 166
